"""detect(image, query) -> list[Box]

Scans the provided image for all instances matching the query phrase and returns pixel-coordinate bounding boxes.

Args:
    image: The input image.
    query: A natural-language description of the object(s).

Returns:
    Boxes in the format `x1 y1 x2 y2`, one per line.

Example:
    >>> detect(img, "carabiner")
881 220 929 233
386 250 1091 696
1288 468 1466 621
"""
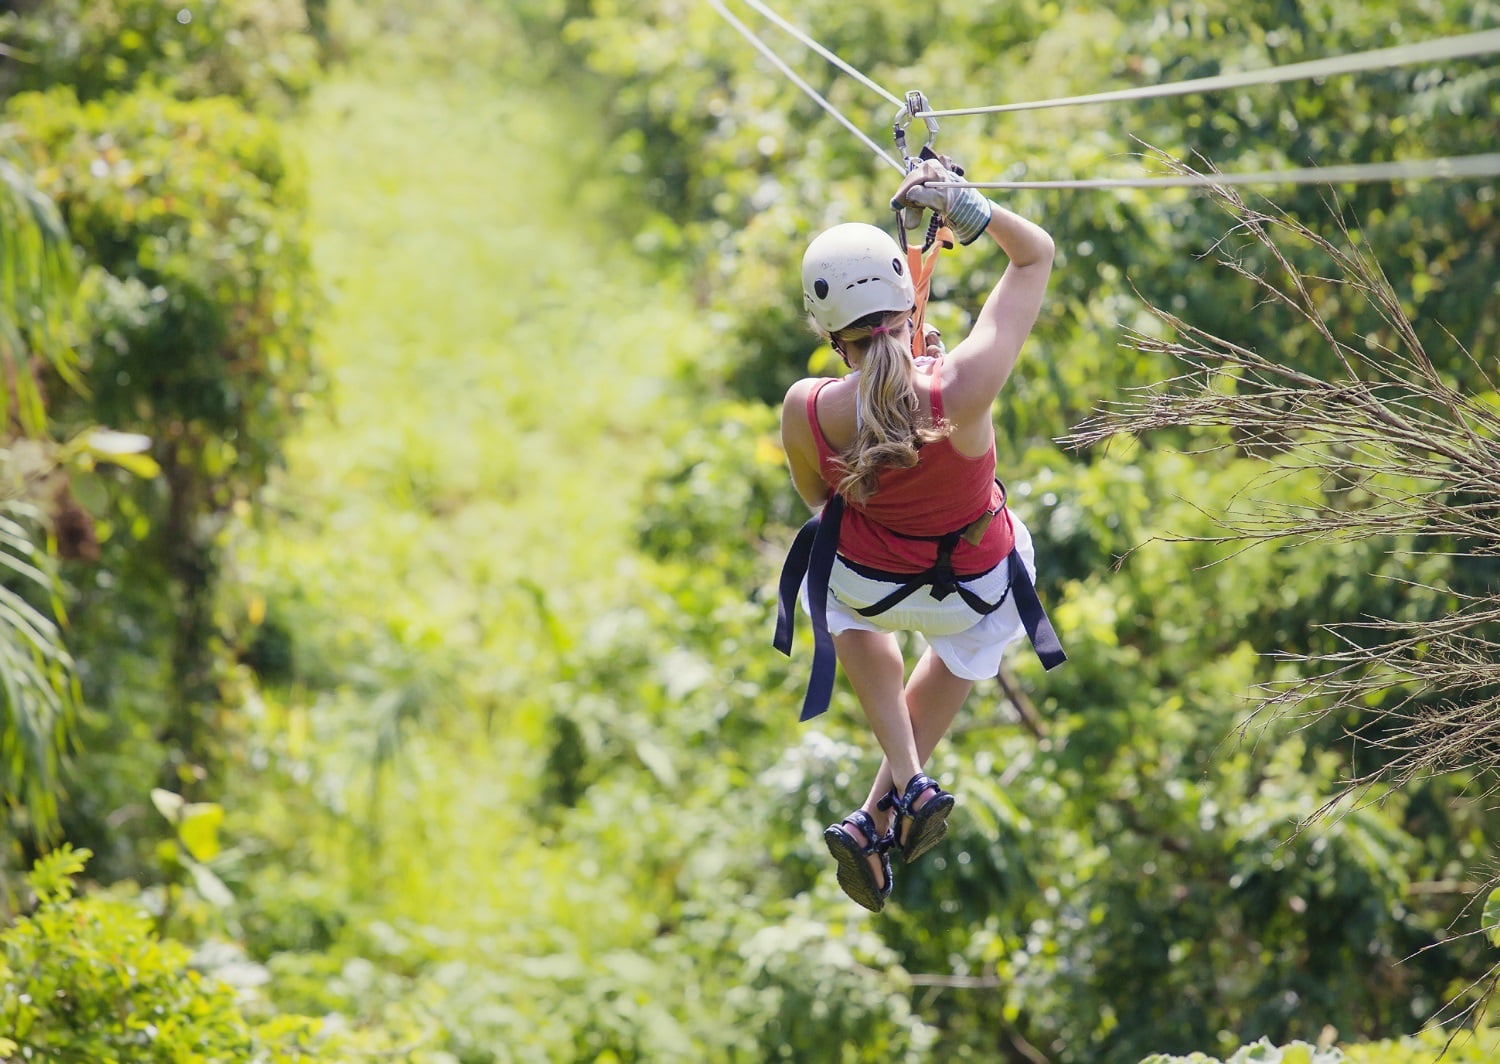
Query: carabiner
892 90 943 253
892 90 939 171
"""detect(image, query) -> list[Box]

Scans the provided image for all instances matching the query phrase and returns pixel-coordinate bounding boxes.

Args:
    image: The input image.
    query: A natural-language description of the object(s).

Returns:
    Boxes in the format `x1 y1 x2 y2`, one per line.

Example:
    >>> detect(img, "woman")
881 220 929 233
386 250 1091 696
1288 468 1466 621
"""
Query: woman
776 159 1061 912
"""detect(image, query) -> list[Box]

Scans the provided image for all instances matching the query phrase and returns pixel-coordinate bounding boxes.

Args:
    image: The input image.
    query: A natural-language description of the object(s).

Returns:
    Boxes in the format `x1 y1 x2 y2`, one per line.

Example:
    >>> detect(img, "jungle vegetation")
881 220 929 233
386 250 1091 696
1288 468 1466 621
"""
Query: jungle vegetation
0 0 1497 1060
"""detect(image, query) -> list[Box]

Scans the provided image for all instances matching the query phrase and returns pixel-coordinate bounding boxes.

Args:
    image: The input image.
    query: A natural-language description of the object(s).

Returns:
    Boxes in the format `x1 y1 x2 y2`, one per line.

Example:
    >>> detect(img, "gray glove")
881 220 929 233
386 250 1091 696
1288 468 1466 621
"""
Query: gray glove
896 197 926 237
890 158 994 245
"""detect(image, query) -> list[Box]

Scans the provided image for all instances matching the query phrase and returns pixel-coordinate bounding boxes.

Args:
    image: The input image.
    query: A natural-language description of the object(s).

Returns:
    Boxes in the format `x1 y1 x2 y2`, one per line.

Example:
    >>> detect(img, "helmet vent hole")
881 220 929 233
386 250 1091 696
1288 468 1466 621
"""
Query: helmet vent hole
814 279 829 299
892 257 904 276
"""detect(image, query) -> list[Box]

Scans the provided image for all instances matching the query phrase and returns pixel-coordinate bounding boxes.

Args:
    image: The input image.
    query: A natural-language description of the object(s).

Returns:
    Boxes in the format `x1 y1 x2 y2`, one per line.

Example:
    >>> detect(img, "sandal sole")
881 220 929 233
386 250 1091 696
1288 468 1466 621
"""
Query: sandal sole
823 826 889 912
899 792 955 864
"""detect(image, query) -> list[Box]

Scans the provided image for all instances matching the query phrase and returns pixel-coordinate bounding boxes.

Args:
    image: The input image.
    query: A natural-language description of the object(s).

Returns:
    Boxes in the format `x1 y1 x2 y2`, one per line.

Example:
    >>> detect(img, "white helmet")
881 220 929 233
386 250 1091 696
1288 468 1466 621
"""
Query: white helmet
801 222 914 332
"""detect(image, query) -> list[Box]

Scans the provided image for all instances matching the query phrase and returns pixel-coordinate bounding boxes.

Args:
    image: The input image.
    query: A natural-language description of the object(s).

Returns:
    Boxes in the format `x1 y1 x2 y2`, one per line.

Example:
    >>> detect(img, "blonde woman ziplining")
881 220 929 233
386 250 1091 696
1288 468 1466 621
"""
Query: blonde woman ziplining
773 157 1066 912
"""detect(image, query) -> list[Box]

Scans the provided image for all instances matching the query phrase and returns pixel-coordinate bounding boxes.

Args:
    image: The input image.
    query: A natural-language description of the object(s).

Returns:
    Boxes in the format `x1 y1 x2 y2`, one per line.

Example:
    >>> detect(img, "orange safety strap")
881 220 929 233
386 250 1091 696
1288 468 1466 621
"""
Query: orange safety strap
906 226 954 360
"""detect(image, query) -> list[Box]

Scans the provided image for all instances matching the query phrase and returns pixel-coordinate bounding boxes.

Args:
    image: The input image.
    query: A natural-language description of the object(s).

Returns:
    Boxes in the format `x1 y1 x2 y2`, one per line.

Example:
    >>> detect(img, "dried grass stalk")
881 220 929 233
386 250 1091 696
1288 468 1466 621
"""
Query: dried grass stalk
1064 160 1500 1022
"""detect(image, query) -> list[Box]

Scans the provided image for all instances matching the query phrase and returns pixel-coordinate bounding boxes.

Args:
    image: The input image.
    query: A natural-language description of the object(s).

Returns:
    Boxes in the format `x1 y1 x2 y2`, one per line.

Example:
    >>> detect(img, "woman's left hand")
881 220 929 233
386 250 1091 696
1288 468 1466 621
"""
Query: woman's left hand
921 322 945 360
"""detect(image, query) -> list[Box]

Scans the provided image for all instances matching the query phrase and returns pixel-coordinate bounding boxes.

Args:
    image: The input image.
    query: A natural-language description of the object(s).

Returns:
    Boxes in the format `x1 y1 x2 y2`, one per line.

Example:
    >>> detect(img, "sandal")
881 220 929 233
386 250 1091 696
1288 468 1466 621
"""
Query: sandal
879 773 955 864
823 809 893 912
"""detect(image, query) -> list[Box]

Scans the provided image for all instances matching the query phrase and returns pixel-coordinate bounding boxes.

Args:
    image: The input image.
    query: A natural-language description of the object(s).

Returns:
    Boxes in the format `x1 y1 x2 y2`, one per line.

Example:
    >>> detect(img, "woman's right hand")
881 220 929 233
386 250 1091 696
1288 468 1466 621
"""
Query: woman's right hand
890 157 993 245
890 157 957 214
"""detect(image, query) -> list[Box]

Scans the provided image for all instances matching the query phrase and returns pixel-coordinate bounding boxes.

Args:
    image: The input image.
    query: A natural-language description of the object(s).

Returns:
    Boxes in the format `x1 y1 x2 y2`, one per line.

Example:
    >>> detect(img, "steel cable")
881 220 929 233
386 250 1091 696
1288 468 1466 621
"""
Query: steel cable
938 153 1500 190
706 0 905 173
709 0 1500 190
918 29 1500 118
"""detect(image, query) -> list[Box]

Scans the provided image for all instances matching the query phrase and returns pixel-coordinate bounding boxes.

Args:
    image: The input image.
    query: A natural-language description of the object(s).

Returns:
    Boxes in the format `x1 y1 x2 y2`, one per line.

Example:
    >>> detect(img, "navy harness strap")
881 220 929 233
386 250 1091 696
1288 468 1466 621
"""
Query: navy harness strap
853 529 1010 619
773 495 845 721
850 546 1064 670
773 495 1066 722
856 574 1011 619
1006 547 1067 670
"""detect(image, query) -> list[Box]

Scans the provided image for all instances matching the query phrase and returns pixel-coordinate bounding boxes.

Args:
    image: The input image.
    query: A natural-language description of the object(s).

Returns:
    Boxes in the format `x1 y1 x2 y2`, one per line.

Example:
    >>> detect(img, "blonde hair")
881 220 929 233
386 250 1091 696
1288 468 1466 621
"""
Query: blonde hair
815 308 951 504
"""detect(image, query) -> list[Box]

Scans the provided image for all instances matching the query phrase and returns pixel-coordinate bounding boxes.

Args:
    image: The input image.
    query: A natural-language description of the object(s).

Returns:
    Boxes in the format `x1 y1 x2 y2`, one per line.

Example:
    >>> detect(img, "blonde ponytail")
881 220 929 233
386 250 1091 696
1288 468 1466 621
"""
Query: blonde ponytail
819 310 950 504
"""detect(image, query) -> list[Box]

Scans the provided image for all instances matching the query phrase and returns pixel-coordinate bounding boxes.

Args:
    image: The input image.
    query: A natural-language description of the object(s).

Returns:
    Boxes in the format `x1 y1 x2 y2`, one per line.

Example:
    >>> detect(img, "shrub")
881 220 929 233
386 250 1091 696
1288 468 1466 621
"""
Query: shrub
0 0 319 106
0 845 337 1062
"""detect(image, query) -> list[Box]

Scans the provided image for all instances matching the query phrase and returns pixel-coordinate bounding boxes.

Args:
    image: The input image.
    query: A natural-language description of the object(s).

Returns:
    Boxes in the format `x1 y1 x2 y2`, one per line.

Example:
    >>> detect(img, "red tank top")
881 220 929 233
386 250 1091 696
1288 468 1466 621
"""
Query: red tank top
808 367 1015 574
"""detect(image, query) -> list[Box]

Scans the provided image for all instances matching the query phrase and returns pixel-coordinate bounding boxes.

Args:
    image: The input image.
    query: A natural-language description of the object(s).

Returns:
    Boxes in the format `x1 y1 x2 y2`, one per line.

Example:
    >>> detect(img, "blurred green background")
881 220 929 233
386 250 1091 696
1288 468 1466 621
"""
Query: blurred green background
1 0 1498 1060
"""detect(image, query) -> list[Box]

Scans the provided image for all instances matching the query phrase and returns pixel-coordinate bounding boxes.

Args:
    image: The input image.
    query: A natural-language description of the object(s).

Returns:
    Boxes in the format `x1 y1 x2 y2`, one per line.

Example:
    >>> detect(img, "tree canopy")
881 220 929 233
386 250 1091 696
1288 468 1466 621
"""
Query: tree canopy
0 0 1497 1061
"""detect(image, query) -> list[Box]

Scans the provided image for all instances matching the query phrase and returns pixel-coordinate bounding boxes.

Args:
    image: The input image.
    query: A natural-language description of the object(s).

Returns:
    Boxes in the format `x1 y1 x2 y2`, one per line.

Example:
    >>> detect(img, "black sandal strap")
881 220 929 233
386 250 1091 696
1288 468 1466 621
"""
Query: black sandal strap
899 773 945 815
841 809 882 855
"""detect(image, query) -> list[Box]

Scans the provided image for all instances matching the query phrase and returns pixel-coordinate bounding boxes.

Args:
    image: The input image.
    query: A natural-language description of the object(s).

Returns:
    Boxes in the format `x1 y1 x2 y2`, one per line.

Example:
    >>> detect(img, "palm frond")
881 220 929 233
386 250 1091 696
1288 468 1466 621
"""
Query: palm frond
0 151 82 434
0 506 76 838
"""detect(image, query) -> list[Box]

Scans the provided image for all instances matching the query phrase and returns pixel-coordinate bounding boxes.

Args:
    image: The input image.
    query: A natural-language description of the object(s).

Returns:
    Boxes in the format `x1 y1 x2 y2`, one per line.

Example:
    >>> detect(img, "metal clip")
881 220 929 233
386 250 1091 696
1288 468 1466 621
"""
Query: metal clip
892 90 942 250
892 90 939 171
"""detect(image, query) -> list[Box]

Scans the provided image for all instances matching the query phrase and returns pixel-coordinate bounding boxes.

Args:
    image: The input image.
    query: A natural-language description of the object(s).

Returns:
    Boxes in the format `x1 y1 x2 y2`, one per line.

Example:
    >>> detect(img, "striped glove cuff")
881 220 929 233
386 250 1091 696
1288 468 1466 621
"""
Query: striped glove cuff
944 188 994 246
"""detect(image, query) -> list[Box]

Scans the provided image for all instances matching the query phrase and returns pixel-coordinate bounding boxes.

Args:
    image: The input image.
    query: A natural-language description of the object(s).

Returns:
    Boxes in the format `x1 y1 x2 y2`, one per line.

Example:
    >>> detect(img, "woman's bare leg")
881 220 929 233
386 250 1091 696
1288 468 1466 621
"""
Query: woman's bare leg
858 646 973 837
829 628 917 886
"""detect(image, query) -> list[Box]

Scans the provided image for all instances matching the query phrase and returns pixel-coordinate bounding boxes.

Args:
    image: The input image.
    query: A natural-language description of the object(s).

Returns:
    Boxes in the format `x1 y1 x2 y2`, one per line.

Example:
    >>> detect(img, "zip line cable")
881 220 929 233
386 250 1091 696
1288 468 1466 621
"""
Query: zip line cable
722 0 1500 123
937 153 1500 191
735 0 904 109
706 0 905 173
709 0 1500 189
917 29 1500 117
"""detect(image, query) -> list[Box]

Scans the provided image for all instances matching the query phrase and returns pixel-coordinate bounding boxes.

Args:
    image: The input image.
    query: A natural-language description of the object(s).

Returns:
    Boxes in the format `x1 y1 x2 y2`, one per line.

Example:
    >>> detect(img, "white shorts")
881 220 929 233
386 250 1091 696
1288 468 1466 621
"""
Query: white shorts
799 513 1038 682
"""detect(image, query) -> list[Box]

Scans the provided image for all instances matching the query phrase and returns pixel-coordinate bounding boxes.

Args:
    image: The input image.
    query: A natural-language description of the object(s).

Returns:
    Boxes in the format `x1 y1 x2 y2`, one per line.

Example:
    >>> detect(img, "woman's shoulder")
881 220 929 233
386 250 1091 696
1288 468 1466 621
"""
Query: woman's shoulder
781 376 840 436
782 376 822 424
785 375 860 452
782 375 820 403
783 374 848 411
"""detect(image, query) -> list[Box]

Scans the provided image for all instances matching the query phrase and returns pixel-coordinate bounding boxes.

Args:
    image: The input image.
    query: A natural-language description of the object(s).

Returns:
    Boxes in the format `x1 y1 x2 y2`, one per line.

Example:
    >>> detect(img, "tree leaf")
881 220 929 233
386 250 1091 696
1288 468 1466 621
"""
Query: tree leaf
82 429 153 456
79 429 161 478
150 787 185 824
177 801 224 862
93 449 162 479
185 857 235 908
1483 885 1500 949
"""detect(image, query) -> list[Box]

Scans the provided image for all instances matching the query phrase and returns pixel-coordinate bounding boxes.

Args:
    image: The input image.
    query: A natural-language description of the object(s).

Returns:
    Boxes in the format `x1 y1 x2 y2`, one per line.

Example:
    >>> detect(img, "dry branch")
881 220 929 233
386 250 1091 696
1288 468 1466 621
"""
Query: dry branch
1064 158 1500 1008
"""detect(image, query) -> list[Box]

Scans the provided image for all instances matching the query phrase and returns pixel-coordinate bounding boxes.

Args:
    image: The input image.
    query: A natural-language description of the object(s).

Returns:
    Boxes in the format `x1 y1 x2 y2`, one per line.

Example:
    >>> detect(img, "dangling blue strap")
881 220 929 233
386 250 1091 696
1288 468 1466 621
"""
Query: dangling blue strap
1007 547 1066 670
773 495 845 721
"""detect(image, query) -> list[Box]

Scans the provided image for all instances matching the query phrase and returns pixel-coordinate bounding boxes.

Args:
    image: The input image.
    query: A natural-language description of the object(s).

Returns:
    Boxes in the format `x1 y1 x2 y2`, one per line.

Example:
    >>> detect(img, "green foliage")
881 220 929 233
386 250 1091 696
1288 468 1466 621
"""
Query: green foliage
1141 1039 1345 1064
1 0 1495 1061
0 76 318 826
0 149 180 843
5 85 316 479
0 0 335 1042
208 3 1500 1061
0 0 319 106
0 151 80 432
556 0 1499 425
0 845 340 1062
0 503 77 840
1344 1026 1500 1063
637 399 801 581
1140 1026 1500 1063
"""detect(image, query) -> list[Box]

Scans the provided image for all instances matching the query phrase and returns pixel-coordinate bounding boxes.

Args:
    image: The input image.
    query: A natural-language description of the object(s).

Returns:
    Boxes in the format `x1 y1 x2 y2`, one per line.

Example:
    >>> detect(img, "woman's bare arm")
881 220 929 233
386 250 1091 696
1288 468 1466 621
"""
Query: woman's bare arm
942 204 1054 426
781 378 831 509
